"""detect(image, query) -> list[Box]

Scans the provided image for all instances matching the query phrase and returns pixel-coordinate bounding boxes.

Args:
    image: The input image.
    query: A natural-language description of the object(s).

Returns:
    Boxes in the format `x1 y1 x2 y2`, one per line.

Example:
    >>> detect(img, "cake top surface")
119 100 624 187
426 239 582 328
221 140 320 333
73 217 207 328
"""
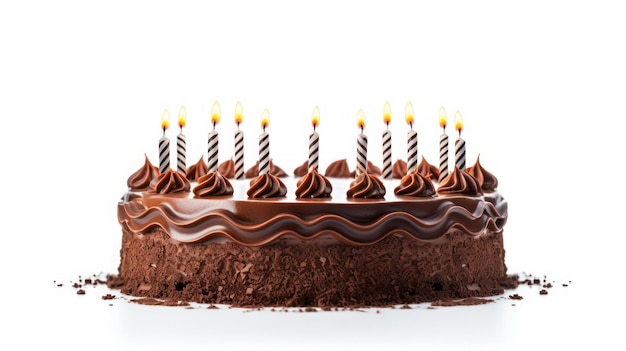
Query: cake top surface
119 157 507 246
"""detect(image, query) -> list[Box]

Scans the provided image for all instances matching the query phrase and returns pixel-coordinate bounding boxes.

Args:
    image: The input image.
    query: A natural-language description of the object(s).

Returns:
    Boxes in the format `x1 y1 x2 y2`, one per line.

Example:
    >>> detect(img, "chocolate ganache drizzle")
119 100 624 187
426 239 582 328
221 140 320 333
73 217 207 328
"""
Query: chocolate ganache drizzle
193 171 234 197
247 173 288 198
295 169 333 198
466 155 498 192
151 169 191 194
347 173 386 199
127 154 159 190
437 167 482 196
394 171 435 197
186 156 208 181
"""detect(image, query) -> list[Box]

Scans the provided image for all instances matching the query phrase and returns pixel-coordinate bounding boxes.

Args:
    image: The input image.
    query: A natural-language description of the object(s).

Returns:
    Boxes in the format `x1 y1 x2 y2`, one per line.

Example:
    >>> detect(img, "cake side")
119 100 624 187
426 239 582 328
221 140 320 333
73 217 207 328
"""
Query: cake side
109 228 510 307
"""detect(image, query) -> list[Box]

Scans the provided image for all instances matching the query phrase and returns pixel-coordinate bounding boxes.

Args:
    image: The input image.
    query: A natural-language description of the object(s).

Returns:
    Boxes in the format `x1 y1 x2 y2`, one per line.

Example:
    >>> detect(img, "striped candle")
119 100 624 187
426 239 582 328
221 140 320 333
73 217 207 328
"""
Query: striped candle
259 109 270 175
405 101 418 174
381 102 392 179
309 106 320 172
176 106 187 174
356 109 368 176
438 106 449 182
454 110 466 170
234 102 245 179
207 101 220 173
158 109 170 174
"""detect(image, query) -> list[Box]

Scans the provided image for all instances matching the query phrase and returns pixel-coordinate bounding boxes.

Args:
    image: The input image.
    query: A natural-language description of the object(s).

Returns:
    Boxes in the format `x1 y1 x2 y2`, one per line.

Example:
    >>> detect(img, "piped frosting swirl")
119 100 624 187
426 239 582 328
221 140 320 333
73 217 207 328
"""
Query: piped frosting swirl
347 173 386 199
245 160 288 178
392 159 407 179
218 159 235 178
127 154 159 190
151 169 191 194
247 173 288 198
437 167 482 196
394 171 435 197
293 160 308 177
193 171 234 197
186 156 208 181
466 155 498 192
295 169 333 198
324 159 352 178
417 157 440 180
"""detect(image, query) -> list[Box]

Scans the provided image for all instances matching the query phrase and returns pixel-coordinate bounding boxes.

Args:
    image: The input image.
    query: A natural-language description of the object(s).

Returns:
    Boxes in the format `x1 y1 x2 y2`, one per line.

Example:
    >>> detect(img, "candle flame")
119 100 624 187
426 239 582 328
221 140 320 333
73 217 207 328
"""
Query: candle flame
261 109 270 129
356 109 366 130
211 101 221 125
161 109 170 130
234 101 243 125
439 106 447 129
455 110 463 133
383 101 391 125
178 106 187 128
311 106 320 129
405 101 414 126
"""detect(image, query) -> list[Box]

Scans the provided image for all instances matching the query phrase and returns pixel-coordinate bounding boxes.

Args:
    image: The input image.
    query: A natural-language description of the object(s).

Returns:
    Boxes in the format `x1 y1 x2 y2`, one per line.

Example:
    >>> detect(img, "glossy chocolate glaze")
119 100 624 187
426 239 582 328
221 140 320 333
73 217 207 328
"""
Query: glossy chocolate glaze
119 174 507 246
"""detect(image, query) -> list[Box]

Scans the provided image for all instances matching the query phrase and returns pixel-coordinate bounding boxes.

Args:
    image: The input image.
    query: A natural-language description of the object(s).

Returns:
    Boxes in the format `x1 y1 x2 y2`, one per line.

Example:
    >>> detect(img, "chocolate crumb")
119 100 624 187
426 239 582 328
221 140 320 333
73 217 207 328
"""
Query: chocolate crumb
102 293 116 300
509 294 523 300
400 304 412 309
76 289 85 295
539 289 548 295
207 304 218 309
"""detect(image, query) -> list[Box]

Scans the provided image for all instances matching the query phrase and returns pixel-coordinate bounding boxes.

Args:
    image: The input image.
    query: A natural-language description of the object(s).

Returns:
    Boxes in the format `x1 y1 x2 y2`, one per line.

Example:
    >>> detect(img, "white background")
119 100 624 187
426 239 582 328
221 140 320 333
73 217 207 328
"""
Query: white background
1 1 624 350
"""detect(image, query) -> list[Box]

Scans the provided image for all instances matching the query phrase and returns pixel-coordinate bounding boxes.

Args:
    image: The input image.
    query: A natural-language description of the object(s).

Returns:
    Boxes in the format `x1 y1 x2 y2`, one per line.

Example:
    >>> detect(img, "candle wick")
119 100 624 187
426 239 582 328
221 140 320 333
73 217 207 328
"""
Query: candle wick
162 127 166 136
313 124 316 132
410 121 413 129
213 121 216 131
237 122 240 130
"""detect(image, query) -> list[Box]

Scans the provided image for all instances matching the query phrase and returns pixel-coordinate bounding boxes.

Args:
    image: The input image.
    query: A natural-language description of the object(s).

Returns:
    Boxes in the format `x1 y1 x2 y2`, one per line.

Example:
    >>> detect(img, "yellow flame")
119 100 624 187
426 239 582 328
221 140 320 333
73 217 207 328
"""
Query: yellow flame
211 101 221 125
454 110 463 133
178 106 187 128
261 109 270 129
161 109 170 130
356 109 366 130
234 101 243 124
383 101 391 125
311 106 320 128
439 106 447 129
405 101 414 126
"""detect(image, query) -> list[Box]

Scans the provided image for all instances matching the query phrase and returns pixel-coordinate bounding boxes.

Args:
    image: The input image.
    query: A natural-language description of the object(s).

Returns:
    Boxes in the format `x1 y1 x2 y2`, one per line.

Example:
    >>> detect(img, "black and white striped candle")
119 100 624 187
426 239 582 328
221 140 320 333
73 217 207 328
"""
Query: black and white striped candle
176 106 187 174
438 106 449 182
207 101 221 173
309 106 320 172
259 109 271 175
382 102 392 179
356 109 368 176
405 101 418 174
234 102 245 179
454 110 466 171
158 109 170 174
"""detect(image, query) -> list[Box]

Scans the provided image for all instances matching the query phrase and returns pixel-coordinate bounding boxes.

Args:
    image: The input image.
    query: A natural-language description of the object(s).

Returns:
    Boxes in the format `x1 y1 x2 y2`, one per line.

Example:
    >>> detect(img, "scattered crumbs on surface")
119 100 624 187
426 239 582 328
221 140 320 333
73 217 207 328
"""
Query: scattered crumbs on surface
509 294 523 300
539 289 549 295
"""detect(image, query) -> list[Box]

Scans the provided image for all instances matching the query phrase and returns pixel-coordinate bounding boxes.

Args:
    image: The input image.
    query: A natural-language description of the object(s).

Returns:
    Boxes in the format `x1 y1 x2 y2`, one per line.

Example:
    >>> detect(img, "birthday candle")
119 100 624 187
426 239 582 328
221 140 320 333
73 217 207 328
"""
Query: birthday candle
234 102 245 179
309 106 320 172
382 102 392 179
176 106 187 174
259 109 270 175
356 109 368 176
207 101 220 173
454 110 466 171
405 101 418 174
438 106 449 182
158 109 170 174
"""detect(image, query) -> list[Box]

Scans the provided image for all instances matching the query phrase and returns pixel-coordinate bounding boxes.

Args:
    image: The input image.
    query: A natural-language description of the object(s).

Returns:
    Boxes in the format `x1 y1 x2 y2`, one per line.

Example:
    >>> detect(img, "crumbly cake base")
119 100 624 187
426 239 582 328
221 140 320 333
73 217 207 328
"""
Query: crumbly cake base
107 229 514 307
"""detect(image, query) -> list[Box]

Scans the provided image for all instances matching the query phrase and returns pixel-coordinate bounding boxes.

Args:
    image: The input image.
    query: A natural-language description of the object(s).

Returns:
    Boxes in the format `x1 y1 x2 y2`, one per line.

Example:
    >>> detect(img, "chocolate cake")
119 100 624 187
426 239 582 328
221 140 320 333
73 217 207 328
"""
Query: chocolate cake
109 152 514 307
